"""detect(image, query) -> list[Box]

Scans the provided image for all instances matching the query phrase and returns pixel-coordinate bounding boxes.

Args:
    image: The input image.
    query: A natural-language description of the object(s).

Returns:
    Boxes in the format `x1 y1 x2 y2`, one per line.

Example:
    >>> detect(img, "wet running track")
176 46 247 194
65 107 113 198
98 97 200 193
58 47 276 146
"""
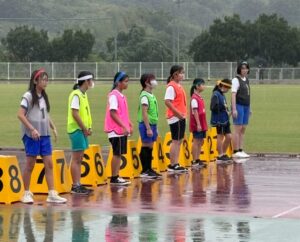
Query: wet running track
1 157 300 241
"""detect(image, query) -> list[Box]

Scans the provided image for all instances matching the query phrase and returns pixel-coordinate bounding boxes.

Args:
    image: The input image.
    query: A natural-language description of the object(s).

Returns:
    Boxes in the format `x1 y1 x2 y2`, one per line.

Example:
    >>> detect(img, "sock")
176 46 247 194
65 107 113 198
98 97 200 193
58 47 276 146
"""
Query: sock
147 147 153 171
111 175 118 181
234 150 239 153
139 147 148 172
239 149 243 152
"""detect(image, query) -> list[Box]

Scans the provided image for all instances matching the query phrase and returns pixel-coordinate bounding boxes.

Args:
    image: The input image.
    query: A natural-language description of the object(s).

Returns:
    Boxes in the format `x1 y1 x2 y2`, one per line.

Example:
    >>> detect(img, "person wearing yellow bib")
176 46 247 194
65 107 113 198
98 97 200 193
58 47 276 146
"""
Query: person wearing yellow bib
67 71 94 195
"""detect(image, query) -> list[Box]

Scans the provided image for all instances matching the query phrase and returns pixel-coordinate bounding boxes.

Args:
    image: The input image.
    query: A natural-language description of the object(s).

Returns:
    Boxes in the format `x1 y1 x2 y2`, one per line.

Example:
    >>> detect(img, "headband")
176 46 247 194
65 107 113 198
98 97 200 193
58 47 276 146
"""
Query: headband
217 80 231 88
76 74 93 83
115 71 126 83
33 68 45 80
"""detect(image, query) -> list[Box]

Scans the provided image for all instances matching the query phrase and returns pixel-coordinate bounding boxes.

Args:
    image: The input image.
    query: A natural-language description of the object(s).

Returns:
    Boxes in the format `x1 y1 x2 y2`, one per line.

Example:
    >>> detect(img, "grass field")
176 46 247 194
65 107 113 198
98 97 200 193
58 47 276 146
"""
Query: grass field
1 82 300 153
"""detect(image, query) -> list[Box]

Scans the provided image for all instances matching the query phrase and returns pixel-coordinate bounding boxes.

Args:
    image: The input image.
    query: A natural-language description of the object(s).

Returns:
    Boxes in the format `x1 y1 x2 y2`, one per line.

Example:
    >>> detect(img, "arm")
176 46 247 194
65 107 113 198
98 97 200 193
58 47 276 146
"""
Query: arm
49 116 58 142
193 108 202 131
17 107 40 140
231 92 237 118
142 104 153 137
210 95 219 112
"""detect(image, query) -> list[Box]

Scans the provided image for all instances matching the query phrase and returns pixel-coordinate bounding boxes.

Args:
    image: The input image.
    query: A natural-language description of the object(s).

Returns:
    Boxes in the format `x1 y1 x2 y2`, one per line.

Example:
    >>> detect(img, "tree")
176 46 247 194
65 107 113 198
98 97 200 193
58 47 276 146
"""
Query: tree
189 14 300 66
251 14 300 66
1 26 50 61
103 25 172 61
50 29 95 61
189 15 248 62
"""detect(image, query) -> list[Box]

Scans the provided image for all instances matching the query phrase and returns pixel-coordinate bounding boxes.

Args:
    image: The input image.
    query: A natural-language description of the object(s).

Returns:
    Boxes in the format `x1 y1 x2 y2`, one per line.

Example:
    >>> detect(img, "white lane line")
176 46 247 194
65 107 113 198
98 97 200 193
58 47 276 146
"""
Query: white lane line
272 205 300 218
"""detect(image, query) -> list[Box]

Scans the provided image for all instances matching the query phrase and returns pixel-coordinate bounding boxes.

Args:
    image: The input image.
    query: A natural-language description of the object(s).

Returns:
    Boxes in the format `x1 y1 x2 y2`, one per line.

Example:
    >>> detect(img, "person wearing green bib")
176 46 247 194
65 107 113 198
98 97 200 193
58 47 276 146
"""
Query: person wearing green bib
138 73 161 179
67 71 94 195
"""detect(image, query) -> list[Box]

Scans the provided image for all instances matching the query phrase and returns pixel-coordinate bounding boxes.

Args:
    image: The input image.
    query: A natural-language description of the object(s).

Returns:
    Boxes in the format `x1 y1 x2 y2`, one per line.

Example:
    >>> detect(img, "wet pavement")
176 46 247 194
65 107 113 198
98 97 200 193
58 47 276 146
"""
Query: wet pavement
1 157 300 241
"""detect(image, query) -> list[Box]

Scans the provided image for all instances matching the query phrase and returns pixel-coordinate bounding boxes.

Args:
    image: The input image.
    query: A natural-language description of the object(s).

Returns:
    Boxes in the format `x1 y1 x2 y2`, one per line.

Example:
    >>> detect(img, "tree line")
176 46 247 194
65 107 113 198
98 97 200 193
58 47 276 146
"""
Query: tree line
1 14 299 66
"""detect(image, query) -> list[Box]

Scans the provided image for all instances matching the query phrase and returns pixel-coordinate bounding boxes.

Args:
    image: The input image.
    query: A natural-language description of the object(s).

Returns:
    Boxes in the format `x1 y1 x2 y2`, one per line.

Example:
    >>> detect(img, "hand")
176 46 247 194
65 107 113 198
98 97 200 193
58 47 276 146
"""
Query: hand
146 128 153 137
122 127 130 136
178 113 185 119
83 128 90 137
232 109 238 119
87 128 92 136
196 125 202 132
31 129 40 141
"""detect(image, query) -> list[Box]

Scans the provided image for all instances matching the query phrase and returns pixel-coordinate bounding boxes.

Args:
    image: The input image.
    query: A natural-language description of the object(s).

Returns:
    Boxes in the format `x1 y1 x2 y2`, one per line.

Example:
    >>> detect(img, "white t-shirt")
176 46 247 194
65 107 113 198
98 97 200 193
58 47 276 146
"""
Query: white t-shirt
164 85 180 124
108 90 125 138
70 95 80 110
140 96 149 106
232 76 247 93
191 98 198 109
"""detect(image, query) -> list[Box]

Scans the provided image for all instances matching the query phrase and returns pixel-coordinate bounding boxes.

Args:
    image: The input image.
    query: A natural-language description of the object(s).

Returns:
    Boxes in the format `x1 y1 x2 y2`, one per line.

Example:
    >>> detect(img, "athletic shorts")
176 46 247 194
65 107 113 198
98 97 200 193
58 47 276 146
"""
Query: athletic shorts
216 123 231 135
109 136 127 156
193 131 207 139
22 135 52 156
233 104 250 125
169 119 186 140
69 129 89 151
139 122 158 143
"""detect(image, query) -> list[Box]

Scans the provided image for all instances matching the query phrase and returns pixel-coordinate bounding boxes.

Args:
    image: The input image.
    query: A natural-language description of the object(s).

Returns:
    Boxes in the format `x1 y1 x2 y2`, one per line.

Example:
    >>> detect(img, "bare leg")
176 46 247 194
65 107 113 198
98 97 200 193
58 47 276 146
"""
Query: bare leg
22 156 36 190
222 133 232 155
43 155 54 190
111 155 121 177
170 140 182 165
70 151 84 185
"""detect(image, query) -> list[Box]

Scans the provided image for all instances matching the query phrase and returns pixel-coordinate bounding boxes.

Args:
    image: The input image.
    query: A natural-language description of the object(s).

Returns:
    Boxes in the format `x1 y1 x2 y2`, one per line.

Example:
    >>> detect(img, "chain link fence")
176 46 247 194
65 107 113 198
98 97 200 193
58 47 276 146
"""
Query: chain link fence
0 62 299 82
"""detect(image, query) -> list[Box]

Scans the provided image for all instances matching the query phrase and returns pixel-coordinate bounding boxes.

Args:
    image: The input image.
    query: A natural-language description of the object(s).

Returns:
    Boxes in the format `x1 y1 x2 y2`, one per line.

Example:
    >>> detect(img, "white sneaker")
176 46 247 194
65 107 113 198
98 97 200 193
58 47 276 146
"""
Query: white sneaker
47 190 67 204
240 151 250 158
21 191 34 204
232 151 249 158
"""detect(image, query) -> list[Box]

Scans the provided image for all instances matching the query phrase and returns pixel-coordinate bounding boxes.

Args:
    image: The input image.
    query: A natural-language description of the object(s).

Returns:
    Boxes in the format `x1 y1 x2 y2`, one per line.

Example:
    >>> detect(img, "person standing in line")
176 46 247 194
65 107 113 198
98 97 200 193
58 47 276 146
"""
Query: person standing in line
189 78 207 168
210 79 233 164
138 73 162 179
17 68 67 204
104 71 132 185
164 65 188 172
67 71 94 195
231 61 251 158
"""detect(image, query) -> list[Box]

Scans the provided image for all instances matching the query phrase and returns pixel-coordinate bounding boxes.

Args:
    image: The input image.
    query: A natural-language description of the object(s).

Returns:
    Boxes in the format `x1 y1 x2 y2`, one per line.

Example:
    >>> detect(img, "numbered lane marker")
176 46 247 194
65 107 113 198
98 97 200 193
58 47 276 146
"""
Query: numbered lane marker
0 156 24 204
106 140 142 179
30 150 72 194
79 144 107 187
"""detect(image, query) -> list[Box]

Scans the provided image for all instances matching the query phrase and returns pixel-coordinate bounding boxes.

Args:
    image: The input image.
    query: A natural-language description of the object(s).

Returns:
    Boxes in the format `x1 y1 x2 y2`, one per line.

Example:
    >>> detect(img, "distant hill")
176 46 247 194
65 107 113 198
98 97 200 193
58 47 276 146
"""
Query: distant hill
0 0 298 57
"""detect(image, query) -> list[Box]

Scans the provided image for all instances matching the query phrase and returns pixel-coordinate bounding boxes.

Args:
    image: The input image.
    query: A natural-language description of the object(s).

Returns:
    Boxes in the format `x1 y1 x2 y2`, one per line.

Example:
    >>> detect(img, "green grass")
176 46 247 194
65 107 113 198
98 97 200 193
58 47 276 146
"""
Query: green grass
1 82 300 153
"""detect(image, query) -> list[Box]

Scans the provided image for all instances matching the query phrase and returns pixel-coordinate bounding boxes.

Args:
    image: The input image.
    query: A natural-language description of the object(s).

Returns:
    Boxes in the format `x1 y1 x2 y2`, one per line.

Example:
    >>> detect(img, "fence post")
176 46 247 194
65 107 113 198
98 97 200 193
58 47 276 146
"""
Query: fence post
161 62 163 80
95 62 98 80
51 63 54 80
208 62 211 80
7 62 10 81
186 62 189 80
139 62 142 78
117 62 120 72
74 62 76 79
29 62 32 77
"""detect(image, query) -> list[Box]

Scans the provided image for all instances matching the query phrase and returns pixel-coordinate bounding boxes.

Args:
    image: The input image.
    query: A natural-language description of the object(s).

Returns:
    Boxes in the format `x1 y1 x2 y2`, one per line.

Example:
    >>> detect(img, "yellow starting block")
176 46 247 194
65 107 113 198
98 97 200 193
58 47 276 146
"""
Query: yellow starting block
106 140 142 179
30 150 72 194
0 156 24 204
136 136 166 173
163 132 192 168
79 144 107 187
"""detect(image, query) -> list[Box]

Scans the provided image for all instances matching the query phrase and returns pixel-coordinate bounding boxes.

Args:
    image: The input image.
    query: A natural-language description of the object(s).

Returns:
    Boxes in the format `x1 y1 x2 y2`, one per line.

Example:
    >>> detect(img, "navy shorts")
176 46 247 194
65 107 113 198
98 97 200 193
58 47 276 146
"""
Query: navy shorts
139 122 158 143
193 131 207 139
109 136 127 156
22 135 52 156
216 123 231 135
